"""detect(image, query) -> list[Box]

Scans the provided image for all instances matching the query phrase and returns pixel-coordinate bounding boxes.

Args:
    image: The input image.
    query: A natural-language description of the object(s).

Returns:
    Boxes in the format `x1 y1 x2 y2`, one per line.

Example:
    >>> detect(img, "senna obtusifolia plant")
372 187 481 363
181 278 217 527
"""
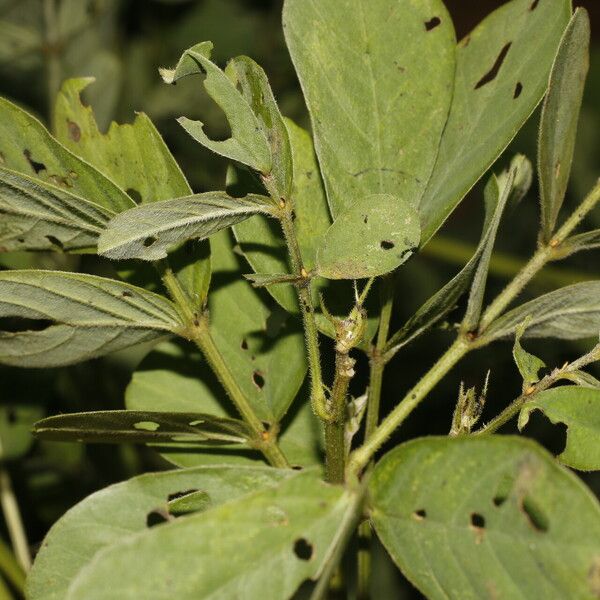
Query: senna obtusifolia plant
0 0 598 598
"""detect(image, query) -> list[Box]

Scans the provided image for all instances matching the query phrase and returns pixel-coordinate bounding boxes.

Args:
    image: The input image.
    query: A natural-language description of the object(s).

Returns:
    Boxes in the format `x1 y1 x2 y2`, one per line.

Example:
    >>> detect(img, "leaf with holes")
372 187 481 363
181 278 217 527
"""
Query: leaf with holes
478 281 600 344
64 469 362 600
0 97 134 213
0 271 182 367
160 42 272 174
233 118 331 314
54 78 193 204
283 0 456 218
370 436 600 600
420 0 571 243
226 56 293 200
0 166 113 252
27 465 296 600
317 194 420 280
519 387 600 471
98 193 272 261
539 9 590 241
33 411 253 446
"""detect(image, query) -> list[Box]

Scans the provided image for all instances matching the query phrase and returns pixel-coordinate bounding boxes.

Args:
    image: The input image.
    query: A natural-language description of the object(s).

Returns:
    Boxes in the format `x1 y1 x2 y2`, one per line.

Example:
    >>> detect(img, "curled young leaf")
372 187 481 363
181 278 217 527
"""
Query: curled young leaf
512 318 546 390
160 42 272 174
0 166 113 252
98 193 273 261
539 9 590 242
0 271 182 367
316 194 420 280
518 386 600 471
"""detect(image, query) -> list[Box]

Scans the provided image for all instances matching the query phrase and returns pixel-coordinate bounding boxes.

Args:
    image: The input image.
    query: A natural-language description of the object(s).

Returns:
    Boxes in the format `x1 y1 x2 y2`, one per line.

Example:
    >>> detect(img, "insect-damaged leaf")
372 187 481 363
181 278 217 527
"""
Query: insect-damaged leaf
0 97 134 213
98 193 272 261
370 436 600 600
420 0 571 243
63 470 362 600
478 281 600 344
519 386 600 471
33 411 253 446
54 78 193 204
0 271 182 367
27 465 296 600
0 166 113 252
317 194 420 280
226 57 293 201
160 42 272 174
283 0 455 218
512 319 546 390
539 9 590 242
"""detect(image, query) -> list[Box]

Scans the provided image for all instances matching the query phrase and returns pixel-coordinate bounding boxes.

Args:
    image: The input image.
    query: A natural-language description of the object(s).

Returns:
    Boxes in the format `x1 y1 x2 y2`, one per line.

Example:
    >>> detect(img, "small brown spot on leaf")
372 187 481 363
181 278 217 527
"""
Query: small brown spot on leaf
555 161 561 180
67 119 81 142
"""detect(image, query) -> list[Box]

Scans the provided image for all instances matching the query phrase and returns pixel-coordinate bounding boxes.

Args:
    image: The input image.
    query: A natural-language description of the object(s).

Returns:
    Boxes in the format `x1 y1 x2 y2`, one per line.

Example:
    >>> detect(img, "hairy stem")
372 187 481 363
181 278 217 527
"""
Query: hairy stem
325 352 355 483
161 265 289 469
278 208 328 421
348 336 470 477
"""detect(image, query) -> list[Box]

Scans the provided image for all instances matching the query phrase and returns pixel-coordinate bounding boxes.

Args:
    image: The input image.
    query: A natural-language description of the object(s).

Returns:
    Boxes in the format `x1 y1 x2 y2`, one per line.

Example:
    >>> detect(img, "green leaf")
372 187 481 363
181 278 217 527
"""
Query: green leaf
513 319 546 389
519 387 600 471
64 470 362 600
126 340 316 468
0 166 113 252
233 119 331 315
160 42 272 174
370 436 600 600
54 78 193 204
98 193 273 261
558 370 600 389
479 281 600 344
0 271 182 367
283 0 456 218
243 272 303 288
461 161 519 331
539 9 590 241
560 229 600 258
420 0 571 243
0 403 43 462
226 56 293 200
33 411 253 446
27 465 296 600
317 194 420 280
0 97 134 213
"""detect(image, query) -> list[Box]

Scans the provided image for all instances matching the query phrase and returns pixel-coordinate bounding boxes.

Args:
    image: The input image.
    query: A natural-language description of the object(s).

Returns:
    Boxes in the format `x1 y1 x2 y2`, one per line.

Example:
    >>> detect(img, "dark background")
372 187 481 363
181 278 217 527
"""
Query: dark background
0 1 598 598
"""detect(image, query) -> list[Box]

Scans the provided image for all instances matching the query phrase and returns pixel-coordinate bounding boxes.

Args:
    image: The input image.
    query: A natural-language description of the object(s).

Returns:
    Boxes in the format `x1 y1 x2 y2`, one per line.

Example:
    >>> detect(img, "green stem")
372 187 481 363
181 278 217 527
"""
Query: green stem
325 352 355 483
278 209 328 421
0 538 24 593
356 521 372 600
365 276 394 439
479 178 600 333
348 336 470 476
161 265 289 469
0 468 29 572
43 0 61 129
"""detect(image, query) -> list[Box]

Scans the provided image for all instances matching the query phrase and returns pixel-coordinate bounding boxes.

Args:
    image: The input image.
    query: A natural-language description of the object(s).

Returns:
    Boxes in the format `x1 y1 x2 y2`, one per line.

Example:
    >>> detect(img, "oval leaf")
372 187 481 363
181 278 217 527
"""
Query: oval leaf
317 194 420 280
98 193 272 261
539 9 590 241
370 436 600 600
0 271 182 367
519 386 600 471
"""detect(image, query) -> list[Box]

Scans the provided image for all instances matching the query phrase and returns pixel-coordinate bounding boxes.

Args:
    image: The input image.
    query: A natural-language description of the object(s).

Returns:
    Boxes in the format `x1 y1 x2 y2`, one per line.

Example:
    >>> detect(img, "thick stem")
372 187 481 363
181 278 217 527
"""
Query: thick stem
278 209 328 421
348 336 470 477
325 352 355 483
161 266 289 469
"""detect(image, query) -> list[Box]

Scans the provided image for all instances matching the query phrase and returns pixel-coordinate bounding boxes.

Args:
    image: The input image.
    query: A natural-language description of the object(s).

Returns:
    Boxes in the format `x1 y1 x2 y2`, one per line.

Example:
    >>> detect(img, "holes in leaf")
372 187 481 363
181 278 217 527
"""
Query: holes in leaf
474 42 512 89
492 495 507 507
143 236 157 247
167 489 199 502
529 0 540 10
146 508 172 528
363 215 368 224
6 408 17 424
0 318 53 333
293 538 314 561
380 240 395 251
252 371 265 390
470 513 485 528
424 16 441 31
23 149 46 174
240 338 249 350
126 188 142 204
521 496 549 532
67 119 81 142
514 82 523 98
122 291 133 298
412 508 427 521
45 235 64 250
